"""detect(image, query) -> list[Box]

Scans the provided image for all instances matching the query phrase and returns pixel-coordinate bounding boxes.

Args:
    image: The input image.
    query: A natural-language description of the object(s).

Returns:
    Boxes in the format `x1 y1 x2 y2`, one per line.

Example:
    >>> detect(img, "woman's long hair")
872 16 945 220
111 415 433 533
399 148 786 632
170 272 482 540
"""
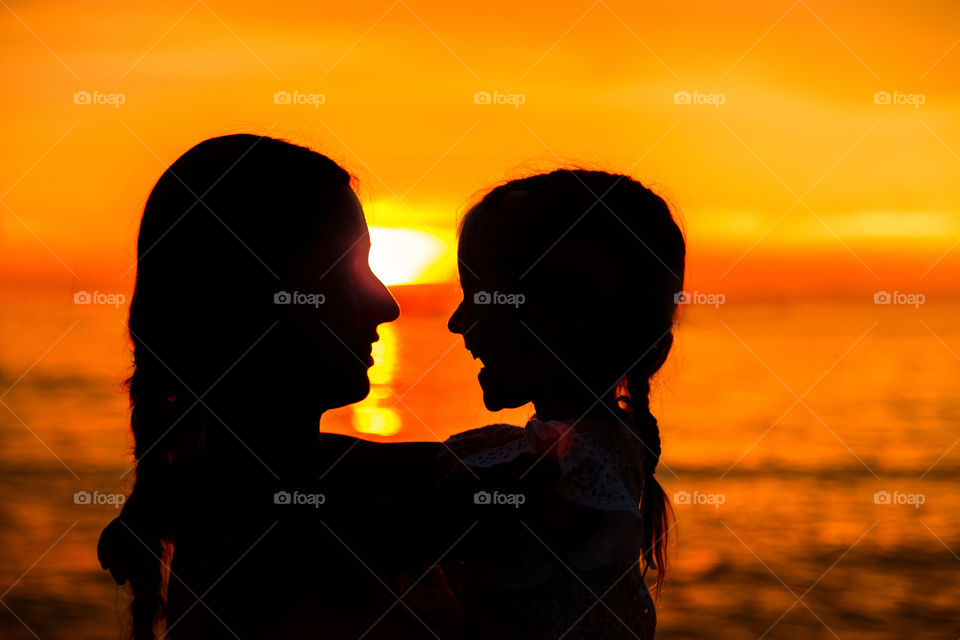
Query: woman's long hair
117 134 350 639
459 169 685 594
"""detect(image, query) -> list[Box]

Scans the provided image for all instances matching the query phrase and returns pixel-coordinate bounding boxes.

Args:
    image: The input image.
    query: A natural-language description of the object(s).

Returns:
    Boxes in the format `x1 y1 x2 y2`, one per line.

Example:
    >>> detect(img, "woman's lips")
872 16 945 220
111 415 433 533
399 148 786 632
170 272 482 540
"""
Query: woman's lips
348 340 375 367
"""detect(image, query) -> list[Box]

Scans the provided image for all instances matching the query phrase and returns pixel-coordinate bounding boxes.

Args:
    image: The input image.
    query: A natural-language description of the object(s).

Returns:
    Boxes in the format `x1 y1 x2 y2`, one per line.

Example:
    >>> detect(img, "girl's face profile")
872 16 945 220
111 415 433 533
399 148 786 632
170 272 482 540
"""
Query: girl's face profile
447 205 548 412
447 195 627 417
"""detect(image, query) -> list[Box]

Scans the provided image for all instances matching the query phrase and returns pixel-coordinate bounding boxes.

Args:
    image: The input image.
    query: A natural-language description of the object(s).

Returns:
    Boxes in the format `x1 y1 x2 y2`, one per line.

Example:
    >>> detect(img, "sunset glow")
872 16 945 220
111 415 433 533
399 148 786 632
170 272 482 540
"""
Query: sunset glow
0 0 956 297
1 3 960 639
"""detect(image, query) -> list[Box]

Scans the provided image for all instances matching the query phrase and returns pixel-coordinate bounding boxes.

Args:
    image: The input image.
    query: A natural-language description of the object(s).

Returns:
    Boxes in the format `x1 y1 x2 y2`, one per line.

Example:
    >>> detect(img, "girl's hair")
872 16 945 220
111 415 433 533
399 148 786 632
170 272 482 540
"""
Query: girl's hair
459 169 685 593
119 134 350 640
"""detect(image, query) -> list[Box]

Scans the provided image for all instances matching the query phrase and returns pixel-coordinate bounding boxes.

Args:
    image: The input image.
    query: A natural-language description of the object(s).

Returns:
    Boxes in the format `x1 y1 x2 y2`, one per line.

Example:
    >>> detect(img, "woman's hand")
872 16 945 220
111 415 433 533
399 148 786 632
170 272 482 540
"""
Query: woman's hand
97 516 135 584
97 511 159 586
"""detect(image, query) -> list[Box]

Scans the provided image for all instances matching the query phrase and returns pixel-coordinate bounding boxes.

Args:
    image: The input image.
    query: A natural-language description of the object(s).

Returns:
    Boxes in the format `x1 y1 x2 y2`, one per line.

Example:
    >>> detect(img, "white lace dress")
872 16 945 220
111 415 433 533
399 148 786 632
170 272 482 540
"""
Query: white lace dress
440 417 657 640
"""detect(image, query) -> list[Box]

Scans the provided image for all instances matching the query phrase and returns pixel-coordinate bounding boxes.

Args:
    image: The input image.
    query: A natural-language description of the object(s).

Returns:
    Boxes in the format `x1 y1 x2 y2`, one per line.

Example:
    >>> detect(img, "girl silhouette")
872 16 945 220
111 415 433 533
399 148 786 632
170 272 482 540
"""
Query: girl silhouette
442 169 685 639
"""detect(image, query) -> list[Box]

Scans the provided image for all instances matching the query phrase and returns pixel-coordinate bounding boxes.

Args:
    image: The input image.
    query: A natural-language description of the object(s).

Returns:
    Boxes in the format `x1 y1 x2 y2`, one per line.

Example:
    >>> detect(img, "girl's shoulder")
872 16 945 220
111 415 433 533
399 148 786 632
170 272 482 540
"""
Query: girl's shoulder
444 418 647 517
562 418 645 458
446 423 525 444
551 420 646 516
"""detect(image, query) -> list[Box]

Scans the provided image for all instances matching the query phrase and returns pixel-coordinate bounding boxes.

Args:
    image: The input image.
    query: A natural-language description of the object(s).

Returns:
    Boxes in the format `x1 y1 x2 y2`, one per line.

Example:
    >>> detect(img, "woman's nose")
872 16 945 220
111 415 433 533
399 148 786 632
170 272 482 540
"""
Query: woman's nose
370 278 400 325
448 300 465 334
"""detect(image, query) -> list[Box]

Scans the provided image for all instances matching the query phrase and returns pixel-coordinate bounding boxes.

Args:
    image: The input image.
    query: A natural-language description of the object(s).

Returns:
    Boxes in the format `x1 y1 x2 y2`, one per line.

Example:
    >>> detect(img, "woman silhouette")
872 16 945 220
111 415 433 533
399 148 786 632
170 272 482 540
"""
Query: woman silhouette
97 135 456 640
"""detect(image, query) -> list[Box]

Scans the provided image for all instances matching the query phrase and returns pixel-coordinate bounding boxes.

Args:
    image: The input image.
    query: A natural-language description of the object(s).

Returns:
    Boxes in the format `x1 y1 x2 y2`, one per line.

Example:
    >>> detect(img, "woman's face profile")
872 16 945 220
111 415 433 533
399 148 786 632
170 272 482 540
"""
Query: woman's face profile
281 188 399 413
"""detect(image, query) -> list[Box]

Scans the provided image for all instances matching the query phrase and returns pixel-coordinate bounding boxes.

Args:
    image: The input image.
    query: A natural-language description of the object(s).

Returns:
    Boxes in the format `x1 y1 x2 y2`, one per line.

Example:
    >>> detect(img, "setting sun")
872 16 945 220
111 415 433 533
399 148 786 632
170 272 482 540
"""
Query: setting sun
368 225 451 285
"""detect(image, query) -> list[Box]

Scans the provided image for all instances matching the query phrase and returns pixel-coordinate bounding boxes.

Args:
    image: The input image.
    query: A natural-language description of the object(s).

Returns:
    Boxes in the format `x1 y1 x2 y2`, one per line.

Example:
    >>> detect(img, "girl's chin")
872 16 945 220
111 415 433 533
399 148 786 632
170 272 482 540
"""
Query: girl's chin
478 366 500 396
479 367 528 411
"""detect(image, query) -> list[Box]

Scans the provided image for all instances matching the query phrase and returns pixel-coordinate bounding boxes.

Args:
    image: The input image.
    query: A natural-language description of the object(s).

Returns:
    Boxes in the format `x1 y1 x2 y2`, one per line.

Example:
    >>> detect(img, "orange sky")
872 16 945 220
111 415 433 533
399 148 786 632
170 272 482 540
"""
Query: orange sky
1 0 958 297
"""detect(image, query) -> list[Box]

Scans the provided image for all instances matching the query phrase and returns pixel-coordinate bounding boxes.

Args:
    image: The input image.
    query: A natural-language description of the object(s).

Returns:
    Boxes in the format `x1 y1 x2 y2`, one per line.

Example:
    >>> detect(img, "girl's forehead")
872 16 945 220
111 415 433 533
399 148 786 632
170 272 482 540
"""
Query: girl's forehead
463 191 538 243
458 192 550 284
458 212 511 282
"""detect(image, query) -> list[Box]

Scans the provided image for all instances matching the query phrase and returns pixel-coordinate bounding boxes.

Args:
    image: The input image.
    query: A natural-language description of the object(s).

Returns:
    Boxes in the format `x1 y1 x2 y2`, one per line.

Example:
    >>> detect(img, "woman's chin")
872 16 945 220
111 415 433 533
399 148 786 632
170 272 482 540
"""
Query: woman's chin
319 375 371 410
345 376 372 404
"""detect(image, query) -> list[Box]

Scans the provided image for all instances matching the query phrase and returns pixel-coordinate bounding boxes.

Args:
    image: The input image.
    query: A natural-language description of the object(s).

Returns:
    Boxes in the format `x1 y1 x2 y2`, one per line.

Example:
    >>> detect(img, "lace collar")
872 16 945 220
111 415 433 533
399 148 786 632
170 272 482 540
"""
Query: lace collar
459 416 644 520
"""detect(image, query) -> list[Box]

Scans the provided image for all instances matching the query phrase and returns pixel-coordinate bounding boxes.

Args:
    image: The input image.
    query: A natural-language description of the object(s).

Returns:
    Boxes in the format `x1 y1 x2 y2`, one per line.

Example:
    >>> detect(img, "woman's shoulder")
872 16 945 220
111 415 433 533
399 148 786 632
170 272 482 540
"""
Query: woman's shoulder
443 424 526 461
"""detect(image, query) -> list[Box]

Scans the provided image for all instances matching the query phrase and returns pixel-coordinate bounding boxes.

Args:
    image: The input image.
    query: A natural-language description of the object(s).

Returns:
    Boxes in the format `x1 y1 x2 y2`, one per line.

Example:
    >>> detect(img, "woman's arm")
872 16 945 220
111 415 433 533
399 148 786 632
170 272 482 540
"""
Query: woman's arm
312 444 602 573
314 433 446 500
